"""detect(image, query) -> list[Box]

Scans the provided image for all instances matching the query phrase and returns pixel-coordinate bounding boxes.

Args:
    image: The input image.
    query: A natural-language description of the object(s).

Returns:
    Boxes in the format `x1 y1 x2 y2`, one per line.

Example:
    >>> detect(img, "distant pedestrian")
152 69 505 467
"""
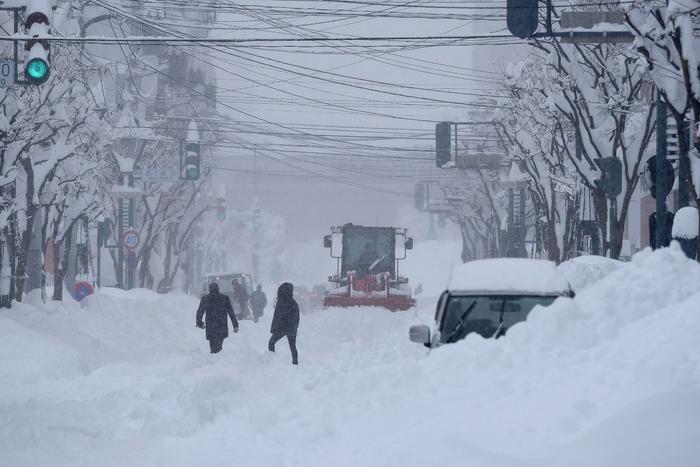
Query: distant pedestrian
268 282 299 365
232 278 251 319
250 284 267 323
196 282 239 353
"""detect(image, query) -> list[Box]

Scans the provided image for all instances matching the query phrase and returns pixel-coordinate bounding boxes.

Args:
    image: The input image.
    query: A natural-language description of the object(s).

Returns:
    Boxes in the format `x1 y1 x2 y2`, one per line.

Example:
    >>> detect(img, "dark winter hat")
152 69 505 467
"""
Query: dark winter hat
209 282 220 294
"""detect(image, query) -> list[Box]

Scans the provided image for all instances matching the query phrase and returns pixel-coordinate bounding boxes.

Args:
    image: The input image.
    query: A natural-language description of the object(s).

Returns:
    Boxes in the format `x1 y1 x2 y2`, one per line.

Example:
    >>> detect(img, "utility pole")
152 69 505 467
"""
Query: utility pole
114 163 137 290
0 240 11 308
655 93 670 248
252 147 262 281
677 117 691 208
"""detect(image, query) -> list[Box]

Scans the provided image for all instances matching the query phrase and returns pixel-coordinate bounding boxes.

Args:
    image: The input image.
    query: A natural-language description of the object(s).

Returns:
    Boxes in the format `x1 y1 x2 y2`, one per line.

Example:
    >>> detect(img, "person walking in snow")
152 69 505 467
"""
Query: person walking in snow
268 282 299 365
196 282 239 354
232 278 251 319
250 284 267 323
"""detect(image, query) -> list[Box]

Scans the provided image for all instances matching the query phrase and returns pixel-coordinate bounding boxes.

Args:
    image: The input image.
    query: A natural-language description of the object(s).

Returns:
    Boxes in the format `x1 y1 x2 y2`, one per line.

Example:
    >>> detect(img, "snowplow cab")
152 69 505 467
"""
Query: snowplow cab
323 223 415 311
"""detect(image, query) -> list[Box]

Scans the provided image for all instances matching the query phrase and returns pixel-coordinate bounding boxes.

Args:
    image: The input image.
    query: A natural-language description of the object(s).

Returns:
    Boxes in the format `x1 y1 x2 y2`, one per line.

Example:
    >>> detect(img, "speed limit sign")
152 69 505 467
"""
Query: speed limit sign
121 229 140 249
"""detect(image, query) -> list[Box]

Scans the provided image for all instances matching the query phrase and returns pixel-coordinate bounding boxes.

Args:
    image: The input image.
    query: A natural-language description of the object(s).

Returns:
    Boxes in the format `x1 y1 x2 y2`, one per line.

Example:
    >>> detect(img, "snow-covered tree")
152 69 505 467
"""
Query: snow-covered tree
440 167 507 262
0 42 114 300
504 39 656 258
627 0 700 259
492 97 580 263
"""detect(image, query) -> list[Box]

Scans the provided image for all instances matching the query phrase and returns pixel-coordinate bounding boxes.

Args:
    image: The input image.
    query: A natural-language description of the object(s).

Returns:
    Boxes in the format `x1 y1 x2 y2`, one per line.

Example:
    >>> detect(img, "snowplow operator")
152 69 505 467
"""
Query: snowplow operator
196 282 239 353
357 242 382 277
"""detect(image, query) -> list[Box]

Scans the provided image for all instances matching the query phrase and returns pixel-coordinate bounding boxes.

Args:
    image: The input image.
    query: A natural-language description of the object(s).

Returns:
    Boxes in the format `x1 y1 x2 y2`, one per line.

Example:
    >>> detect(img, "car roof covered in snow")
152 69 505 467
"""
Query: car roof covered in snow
447 258 572 296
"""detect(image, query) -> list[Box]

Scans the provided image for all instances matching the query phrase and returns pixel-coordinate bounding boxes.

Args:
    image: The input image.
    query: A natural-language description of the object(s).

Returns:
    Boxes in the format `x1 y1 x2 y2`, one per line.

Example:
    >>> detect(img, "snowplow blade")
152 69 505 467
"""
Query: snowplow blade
323 295 415 311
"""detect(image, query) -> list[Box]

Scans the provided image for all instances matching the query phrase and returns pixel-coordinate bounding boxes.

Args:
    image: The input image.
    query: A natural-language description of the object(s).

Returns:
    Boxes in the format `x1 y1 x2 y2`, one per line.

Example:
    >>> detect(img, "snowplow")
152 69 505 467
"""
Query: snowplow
322 224 415 311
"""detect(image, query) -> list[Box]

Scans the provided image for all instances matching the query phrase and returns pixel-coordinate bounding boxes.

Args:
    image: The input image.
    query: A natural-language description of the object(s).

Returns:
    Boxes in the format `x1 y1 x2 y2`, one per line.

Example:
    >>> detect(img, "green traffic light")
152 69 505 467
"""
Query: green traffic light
186 167 199 180
26 58 49 83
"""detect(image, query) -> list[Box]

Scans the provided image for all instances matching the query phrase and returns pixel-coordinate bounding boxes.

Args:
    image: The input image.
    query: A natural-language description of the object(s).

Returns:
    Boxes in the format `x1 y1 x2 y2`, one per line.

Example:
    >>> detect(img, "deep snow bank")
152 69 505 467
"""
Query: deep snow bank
0 245 698 467
557 254 624 291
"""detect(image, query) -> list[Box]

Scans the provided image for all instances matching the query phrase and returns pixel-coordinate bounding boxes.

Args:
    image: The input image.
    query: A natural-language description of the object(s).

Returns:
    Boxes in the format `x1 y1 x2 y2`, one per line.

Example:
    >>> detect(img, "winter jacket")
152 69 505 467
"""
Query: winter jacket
197 291 239 340
270 282 299 335
250 290 267 313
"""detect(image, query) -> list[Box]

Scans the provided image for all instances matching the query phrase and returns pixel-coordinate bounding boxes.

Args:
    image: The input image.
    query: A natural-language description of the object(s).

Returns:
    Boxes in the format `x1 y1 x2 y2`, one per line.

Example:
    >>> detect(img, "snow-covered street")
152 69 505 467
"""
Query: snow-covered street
2 1 700 466
1 243 699 467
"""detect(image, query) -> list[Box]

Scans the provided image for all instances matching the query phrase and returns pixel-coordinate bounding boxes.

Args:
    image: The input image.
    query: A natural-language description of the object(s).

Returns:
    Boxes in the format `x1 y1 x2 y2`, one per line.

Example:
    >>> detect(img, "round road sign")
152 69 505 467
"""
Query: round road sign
121 229 140 249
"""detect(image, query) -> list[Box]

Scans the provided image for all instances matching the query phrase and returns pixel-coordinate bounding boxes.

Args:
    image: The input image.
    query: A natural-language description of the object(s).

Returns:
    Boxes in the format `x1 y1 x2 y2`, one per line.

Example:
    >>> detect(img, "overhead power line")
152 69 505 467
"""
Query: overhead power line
0 33 517 45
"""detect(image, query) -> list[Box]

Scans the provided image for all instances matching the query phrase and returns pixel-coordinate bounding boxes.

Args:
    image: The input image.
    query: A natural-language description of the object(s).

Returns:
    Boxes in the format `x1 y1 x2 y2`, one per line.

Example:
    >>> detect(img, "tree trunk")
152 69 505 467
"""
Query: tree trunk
52 228 74 301
158 226 175 293
14 215 34 302
109 248 123 289
15 159 36 302
592 190 608 257
52 242 64 301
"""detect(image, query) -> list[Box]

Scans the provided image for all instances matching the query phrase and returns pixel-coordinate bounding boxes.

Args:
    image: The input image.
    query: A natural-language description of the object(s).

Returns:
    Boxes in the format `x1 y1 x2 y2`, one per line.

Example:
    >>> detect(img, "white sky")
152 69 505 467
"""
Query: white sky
202 1 526 241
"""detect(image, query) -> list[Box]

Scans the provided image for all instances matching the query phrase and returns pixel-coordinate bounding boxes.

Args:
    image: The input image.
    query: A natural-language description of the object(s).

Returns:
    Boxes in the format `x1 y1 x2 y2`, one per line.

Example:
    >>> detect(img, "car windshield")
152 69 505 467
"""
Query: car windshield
341 226 395 276
440 295 557 343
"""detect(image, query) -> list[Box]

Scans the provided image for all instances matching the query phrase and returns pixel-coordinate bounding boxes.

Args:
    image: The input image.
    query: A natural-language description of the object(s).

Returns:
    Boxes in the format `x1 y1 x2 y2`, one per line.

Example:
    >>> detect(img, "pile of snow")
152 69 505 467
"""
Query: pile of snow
1 244 699 466
448 258 571 295
557 254 624 291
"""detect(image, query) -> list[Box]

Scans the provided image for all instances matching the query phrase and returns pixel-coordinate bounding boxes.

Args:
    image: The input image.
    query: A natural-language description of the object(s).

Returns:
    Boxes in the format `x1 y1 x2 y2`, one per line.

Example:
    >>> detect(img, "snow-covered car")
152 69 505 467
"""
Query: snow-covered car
409 258 574 348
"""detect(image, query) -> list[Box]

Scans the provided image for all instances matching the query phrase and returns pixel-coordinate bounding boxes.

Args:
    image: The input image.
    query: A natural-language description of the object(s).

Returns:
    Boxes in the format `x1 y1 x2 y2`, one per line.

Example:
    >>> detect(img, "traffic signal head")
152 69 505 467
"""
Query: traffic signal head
435 122 451 168
26 43 49 83
645 156 674 200
507 0 539 39
593 157 622 199
184 142 200 180
25 0 52 85
216 199 226 221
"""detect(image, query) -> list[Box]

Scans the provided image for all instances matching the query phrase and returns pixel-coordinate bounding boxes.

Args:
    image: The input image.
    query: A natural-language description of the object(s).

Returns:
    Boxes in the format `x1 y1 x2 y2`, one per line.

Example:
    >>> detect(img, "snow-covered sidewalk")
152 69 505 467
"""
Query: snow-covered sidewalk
1 246 699 467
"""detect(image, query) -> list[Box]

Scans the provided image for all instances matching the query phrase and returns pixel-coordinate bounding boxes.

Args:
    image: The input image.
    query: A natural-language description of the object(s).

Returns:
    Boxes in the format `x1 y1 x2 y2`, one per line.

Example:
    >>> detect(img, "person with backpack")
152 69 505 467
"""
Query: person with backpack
196 282 239 354
268 282 299 365
250 284 267 323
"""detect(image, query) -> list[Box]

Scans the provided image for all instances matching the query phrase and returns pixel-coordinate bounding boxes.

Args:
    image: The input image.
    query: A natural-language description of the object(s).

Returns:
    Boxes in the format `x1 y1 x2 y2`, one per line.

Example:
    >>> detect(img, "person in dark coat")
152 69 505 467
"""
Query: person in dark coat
197 282 239 353
268 282 299 365
232 279 251 319
250 284 267 323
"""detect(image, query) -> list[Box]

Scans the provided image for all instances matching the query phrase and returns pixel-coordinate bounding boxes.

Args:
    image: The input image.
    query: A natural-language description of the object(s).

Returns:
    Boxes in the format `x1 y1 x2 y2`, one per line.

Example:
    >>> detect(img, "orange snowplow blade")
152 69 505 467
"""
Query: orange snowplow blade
323 295 415 311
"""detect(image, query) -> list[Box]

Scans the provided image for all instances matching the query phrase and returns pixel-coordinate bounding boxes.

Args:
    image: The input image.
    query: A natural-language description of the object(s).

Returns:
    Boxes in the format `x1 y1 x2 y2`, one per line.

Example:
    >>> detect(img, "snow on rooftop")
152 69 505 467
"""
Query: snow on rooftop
448 258 572 295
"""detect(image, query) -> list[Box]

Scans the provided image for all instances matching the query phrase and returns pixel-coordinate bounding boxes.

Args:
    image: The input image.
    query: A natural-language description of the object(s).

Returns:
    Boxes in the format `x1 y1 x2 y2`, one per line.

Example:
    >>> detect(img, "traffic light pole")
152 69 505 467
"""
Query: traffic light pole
609 198 617 257
656 92 669 248
678 118 691 208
